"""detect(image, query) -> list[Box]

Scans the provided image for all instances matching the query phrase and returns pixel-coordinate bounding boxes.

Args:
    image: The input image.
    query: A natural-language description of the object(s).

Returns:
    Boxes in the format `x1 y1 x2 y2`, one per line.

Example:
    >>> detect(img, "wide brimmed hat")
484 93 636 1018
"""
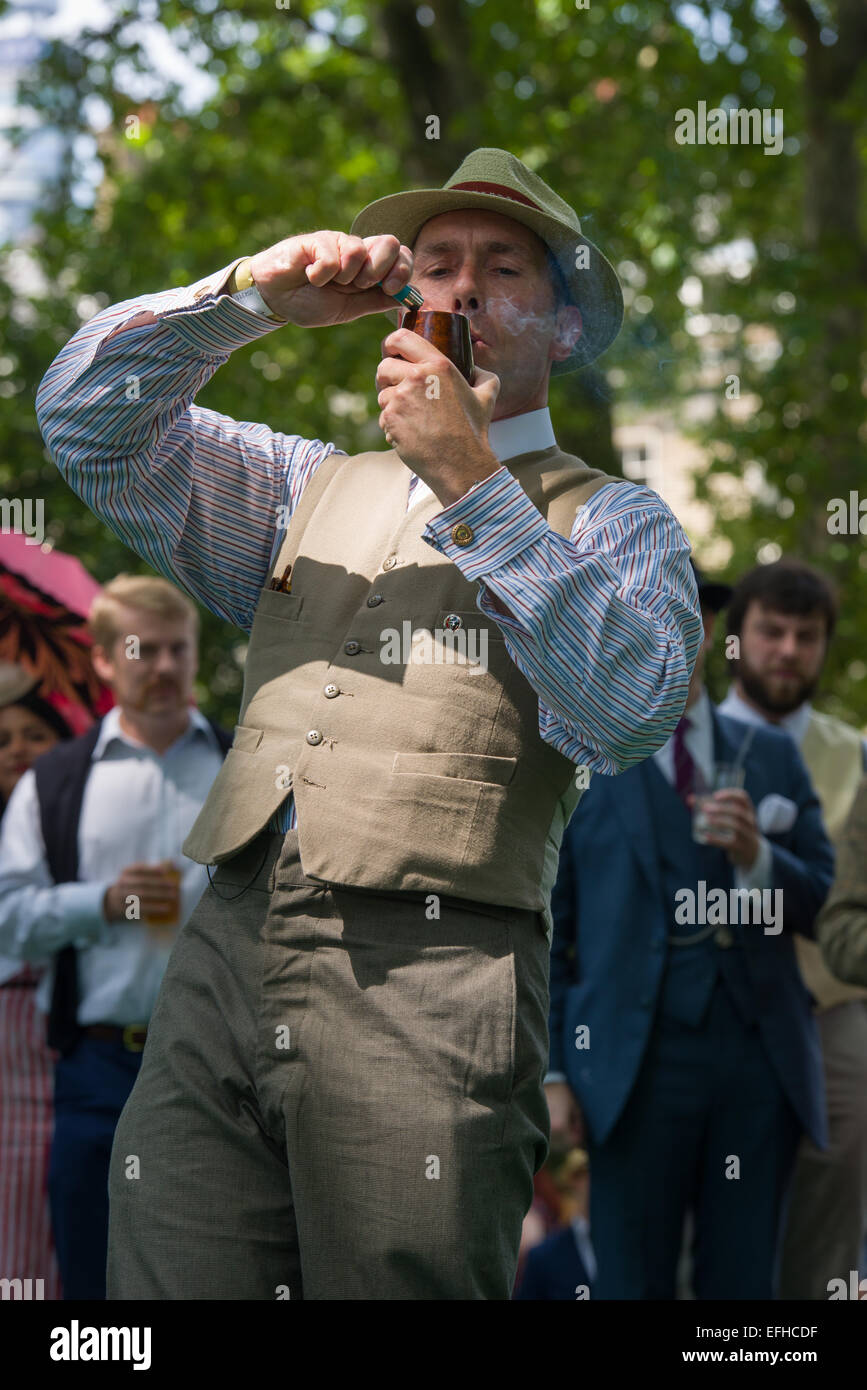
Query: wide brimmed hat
351 148 623 373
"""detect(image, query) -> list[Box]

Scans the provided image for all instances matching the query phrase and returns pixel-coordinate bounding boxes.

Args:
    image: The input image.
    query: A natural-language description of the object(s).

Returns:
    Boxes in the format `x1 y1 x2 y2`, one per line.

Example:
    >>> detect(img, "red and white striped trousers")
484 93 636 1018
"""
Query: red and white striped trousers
0 965 62 1299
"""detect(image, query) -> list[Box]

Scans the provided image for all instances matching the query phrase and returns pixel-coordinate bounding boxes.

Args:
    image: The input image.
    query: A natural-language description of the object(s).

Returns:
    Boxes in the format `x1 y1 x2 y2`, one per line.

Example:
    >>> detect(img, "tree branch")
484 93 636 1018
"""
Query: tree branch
779 0 822 45
290 8 379 64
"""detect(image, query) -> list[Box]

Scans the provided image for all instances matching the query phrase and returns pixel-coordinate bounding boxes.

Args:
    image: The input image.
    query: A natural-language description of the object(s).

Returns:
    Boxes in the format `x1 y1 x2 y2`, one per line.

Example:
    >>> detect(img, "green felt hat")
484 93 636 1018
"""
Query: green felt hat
351 147 623 373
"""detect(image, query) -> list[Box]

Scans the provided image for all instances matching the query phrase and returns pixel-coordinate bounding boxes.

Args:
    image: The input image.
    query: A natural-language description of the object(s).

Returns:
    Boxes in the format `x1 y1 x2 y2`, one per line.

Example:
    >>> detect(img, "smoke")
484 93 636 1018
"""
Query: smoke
489 293 560 339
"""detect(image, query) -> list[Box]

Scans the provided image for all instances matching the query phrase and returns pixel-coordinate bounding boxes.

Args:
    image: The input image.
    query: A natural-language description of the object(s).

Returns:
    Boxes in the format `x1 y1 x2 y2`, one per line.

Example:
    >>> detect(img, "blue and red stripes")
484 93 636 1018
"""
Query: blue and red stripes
36 264 702 832
426 468 701 773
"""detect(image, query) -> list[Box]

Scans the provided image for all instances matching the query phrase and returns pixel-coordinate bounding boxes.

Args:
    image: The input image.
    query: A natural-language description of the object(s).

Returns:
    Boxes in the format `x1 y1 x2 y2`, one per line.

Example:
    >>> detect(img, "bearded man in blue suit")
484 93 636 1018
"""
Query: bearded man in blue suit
545 565 834 1300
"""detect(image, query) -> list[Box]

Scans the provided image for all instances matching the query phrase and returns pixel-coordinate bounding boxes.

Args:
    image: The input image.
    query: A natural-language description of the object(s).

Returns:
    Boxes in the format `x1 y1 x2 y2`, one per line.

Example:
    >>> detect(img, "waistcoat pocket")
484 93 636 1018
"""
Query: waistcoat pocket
232 724 264 753
392 751 517 786
255 588 306 622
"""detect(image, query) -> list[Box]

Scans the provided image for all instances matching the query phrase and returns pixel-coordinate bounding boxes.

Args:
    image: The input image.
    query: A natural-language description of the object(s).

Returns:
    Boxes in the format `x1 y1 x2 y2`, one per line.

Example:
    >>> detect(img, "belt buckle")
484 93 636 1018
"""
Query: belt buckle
122 1024 147 1053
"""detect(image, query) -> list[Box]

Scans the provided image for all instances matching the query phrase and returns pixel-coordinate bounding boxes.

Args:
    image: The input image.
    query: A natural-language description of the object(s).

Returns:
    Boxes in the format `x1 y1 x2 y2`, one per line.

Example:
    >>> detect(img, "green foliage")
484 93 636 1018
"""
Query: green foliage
2 0 865 725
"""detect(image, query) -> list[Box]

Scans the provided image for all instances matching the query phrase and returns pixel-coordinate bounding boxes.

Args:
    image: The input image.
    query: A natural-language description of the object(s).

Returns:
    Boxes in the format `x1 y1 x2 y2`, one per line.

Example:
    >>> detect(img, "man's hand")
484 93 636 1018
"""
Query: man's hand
688 788 761 869
248 232 413 327
545 1080 584 1149
376 327 501 504
103 863 179 924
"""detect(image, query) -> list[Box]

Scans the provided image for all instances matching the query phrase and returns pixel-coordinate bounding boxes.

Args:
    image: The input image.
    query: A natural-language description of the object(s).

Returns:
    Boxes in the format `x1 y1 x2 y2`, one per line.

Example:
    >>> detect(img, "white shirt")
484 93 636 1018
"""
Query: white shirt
718 687 867 769
0 706 224 1021
571 1213 597 1286
652 687 772 889
406 407 557 509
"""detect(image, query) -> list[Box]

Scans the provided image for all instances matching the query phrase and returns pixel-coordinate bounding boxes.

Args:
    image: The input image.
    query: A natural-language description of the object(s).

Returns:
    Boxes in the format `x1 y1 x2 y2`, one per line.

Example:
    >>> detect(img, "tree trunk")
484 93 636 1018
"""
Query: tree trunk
782 0 867 556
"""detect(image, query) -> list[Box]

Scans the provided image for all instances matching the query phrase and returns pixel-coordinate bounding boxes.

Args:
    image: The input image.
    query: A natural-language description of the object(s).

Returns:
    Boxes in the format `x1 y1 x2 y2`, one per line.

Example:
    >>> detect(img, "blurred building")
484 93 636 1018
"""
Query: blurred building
613 405 736 571
0 0 67 245
611 319 784 571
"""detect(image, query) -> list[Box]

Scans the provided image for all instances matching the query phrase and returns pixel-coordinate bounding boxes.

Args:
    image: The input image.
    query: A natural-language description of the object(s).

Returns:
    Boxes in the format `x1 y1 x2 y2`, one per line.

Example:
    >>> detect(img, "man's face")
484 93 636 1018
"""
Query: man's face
735 602 827 715
92 605 198 718
410 210 582 416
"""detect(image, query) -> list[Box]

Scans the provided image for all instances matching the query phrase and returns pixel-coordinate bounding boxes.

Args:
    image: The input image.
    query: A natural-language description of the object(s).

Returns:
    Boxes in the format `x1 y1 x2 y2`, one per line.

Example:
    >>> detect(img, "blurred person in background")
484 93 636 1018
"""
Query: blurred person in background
0 665 74 1301
817 775 867 989
719 559 867 1300
546 564 833 1299
0 576 230 1299
514 1148 595 1300
513 1153 565 1284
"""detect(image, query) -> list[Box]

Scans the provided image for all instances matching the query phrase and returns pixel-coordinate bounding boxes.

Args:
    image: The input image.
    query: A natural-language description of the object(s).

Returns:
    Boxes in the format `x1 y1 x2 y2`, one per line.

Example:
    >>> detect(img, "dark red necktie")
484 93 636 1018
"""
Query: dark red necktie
672 714 695 804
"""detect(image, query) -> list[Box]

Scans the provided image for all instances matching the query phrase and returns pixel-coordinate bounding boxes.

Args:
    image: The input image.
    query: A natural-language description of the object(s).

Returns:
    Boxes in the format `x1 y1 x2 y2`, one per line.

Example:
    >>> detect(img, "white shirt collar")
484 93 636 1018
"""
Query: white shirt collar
718 686 812 747
682 686 713 737
487 406 557 462
91 704 215 760
655 686 713 749
406 407 557 511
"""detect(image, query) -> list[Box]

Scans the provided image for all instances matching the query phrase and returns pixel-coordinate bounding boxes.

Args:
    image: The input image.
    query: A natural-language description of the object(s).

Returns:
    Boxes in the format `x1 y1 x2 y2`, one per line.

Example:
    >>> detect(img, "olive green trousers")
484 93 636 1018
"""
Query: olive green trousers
107 830 550 1299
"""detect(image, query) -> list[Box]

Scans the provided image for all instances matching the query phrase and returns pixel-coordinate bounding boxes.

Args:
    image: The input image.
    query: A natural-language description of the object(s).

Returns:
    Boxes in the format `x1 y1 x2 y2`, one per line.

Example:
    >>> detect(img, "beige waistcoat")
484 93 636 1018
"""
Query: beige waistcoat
184 445 624 928
795 709 867 1008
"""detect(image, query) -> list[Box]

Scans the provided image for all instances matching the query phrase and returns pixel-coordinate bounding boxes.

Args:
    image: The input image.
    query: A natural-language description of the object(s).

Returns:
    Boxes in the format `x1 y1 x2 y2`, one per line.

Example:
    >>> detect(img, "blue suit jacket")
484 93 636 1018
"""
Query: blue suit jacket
549 706 834 1149
514 1225 593 1301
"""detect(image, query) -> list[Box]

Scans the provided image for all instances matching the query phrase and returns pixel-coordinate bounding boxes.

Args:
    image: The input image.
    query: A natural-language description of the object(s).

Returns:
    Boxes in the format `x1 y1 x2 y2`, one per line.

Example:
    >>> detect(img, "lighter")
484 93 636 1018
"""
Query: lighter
379 281 424 309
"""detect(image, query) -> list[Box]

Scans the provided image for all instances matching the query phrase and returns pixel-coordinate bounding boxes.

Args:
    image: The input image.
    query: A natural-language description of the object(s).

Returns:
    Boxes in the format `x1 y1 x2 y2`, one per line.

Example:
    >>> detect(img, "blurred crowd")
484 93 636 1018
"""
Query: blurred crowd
1 556 866 1300
516 556 867 1301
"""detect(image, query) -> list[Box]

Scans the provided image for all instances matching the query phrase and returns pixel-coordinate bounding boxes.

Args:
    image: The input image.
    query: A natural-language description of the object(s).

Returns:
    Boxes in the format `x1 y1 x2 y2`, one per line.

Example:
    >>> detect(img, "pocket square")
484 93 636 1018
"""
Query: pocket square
756 793 798 834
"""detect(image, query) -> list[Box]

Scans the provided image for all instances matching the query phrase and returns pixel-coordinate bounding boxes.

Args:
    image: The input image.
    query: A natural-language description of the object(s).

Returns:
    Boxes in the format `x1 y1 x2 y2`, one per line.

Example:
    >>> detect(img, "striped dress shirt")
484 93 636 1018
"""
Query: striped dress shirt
35 259 703 834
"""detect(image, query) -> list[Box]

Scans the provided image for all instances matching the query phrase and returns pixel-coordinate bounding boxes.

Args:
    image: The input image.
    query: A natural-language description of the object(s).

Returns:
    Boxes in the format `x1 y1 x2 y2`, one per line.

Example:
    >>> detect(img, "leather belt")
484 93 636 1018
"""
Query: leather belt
82 1023 148 1052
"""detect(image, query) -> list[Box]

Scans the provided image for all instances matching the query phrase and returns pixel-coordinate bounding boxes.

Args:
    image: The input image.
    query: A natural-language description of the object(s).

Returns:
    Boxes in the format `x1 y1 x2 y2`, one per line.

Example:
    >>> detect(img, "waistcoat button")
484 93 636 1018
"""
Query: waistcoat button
344 640 360 655
306 729 323 745
367 593 383 607
323 683 339 698
451 523 474 546
714 926 734 949
382 556 397 571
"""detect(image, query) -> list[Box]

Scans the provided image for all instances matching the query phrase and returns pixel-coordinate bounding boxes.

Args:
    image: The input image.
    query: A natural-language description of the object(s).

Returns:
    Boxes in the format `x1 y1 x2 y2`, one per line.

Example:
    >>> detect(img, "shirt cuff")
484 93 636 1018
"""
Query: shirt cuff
544 1071 569 1086
63 881 114 947
734 835 774 893
157 258 287 356
422 465 551 582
